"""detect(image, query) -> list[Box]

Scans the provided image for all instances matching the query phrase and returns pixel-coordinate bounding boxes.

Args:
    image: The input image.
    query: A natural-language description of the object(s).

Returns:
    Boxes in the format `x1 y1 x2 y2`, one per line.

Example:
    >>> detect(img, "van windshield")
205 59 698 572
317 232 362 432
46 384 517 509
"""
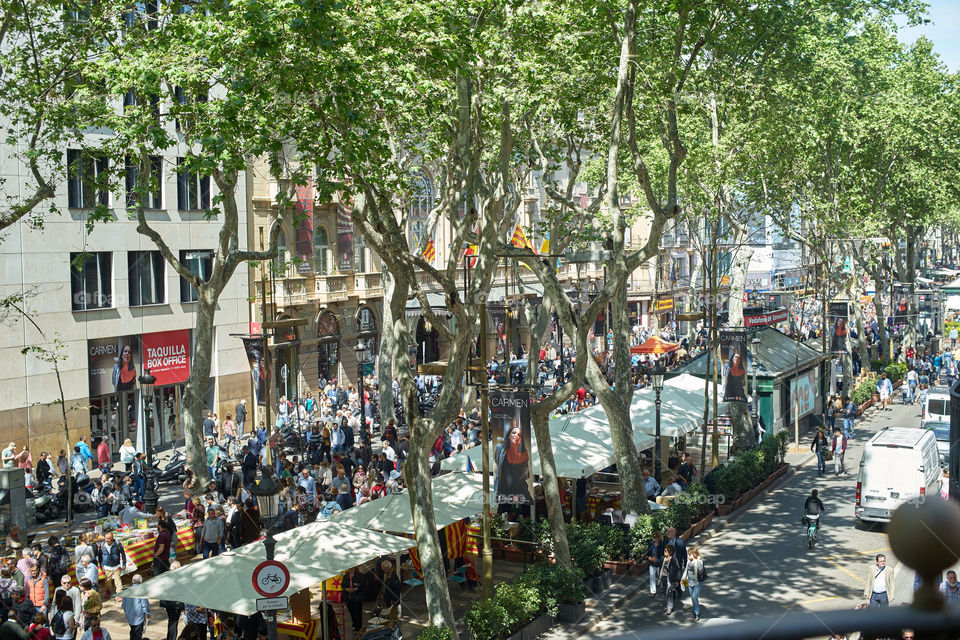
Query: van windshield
928 399 949 416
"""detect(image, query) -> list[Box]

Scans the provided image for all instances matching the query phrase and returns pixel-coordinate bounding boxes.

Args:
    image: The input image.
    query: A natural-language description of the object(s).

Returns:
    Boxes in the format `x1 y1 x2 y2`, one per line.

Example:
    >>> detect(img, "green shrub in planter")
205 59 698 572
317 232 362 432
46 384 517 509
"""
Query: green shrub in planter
465 598 512 640
712 462 738 501
566 521 609 577
418 627 454 640
491 512 509 540
870 358 890 373
531 562 585 605
850 380 874 405
495 572 543 629
601 525 630 562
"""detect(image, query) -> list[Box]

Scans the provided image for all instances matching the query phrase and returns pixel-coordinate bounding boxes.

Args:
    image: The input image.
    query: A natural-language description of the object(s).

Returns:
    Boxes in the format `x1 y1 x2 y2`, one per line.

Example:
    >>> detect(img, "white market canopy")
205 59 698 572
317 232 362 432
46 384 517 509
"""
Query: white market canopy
441 374 719 478
331 472 483 534
120 520 414 615
947 295 960 311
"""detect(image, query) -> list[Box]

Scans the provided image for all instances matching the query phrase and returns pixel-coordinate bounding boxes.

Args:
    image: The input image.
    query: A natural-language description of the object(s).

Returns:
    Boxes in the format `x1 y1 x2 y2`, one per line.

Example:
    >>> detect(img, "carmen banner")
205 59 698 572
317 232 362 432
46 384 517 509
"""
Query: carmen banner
241 337 267 407
828 302 849 353
719 330 748 404
88 335 140 397
491 389 533 506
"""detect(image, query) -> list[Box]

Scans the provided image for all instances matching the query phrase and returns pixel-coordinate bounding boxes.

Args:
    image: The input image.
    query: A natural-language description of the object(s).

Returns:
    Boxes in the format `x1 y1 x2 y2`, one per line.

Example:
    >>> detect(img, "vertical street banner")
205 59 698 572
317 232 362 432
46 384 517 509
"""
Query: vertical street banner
241 337 267 406
719 330 748 403
893 285 911 326
828 302 850 354
491 389 533 506
336 204 354 273
294 182 314 274
490 307 507 357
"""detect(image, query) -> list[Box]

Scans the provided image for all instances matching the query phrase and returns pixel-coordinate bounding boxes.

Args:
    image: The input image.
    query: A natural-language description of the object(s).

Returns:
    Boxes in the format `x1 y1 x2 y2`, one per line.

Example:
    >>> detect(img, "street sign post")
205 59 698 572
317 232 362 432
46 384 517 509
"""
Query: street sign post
256 597 289 612
252 560 290 598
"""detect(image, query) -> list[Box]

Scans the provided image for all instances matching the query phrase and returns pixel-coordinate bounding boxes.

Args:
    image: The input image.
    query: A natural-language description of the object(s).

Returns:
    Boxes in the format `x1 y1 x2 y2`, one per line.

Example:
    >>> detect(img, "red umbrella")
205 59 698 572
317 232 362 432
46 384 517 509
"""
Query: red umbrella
630 336 679 355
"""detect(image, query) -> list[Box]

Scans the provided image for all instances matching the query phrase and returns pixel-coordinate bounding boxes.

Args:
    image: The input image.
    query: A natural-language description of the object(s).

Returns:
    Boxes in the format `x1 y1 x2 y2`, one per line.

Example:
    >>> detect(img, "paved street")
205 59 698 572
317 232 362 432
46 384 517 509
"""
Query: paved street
581 399 949 639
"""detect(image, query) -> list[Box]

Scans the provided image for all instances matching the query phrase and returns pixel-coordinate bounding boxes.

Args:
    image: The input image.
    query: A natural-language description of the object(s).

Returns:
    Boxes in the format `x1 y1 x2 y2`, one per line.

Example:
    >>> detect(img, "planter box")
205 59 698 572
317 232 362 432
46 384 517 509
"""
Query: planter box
518 614 555 640
630 560 649 577
678 526 693 541
556 601 585 623
586 569 612 594
604 560 633 575
717 502 734 516
690 521 704 536
502 547 526 563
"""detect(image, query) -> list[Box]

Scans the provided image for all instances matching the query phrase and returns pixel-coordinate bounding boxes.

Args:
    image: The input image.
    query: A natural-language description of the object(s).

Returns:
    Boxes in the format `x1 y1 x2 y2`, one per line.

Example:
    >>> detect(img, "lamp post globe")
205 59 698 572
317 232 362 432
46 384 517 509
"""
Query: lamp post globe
138 369 158 513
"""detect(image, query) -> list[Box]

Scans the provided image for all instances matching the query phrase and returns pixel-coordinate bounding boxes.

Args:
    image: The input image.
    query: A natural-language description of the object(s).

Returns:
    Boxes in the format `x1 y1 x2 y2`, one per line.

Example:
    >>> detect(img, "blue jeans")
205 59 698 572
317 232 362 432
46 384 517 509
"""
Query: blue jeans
689 582 702 616
133 476 145 501
202 541 219 559
843 418 854 438
208 465 217 481
816 450 825 474
870 591 888 607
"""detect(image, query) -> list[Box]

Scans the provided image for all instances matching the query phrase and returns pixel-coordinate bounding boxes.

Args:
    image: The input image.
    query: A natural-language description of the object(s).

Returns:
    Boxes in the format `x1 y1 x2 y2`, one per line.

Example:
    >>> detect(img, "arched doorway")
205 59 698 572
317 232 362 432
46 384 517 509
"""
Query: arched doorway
416 316 440 365
355 306 379 377
317 310 340 385
274 314 298 401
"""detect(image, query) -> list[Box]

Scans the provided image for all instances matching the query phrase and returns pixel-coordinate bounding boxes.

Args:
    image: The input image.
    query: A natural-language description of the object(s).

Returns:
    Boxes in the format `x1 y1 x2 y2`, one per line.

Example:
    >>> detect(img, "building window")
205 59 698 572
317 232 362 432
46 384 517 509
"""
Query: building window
123 0 158 29
125 155 162 209
70 252 112 311
66 149 109 209
128 251 165 306
179 249 213 302
173 86 207 132
354 233 365 272
408 170 432 249
314 226 328 275
176 158 210 210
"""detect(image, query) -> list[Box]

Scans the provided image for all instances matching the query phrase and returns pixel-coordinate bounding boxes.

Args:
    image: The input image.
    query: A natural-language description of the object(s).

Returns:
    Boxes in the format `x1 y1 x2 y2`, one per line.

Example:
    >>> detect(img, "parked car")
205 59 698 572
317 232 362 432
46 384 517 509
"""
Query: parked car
922 418 951 468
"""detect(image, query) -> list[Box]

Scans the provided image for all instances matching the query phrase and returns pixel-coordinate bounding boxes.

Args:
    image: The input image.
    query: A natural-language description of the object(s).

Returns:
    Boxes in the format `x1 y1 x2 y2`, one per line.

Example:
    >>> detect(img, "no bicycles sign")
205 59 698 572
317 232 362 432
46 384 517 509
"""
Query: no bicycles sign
252 560 290 597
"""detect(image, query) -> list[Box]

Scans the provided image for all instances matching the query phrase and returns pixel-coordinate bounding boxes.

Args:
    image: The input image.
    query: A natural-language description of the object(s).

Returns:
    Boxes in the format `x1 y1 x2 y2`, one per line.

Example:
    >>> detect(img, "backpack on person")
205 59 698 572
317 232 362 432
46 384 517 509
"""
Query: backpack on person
49 546 71 577
0 578 14 612
696 564 707 582
50 609 67 636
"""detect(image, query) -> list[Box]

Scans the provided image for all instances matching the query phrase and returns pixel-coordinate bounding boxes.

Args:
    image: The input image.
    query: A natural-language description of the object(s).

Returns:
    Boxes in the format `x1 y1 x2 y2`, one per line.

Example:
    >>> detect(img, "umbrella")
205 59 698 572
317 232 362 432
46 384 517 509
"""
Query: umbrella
630 336 679 355
119 520 414 615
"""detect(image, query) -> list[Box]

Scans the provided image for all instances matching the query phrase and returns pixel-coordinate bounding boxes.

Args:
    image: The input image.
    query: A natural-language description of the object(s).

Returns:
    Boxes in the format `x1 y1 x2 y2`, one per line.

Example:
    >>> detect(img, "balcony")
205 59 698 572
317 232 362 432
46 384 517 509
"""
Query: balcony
314 274 349 302
355 272 383 298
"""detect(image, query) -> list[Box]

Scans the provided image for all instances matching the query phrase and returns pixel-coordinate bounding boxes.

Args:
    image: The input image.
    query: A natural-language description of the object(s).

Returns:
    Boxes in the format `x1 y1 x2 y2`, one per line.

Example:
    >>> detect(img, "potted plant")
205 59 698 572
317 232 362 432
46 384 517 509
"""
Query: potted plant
495 574 545 640
465 597 513 640
601 526 632 574
419 628 454 640
534 563 585 624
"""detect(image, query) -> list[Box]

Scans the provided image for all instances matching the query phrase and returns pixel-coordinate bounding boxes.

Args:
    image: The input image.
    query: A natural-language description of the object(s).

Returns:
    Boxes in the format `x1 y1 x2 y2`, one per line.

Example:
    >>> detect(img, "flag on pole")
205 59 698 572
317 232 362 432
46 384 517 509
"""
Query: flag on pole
462 244 478 268
422 237 436 262
511 225 536 253
539 232 550 255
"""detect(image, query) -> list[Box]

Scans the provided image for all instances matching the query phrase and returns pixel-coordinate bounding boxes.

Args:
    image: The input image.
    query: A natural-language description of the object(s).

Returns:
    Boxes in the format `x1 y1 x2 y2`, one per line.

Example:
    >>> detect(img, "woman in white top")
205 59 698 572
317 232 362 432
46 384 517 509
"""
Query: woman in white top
684 546 706 622
119 439 137 471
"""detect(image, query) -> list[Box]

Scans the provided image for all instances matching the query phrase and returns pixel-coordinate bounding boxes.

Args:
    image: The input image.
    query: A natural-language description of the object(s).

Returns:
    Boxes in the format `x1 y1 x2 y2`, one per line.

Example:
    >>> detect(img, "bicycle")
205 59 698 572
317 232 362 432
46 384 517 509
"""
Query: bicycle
805 515 820 549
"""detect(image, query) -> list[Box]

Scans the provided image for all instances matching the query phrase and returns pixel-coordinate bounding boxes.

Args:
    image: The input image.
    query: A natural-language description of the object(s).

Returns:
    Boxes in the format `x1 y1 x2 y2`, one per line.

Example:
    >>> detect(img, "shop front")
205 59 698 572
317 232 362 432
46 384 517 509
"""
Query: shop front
356 306 379 377
317 310 340 384
87 329 193 455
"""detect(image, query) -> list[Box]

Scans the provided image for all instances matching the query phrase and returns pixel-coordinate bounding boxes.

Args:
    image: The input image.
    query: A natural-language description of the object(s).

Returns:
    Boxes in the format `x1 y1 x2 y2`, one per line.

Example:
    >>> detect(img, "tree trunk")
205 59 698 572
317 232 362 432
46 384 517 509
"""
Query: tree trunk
904 231 918 352
873 267 888 358
377 266 396 426
530 407 571 567
726 236 756 451
182 288 218 490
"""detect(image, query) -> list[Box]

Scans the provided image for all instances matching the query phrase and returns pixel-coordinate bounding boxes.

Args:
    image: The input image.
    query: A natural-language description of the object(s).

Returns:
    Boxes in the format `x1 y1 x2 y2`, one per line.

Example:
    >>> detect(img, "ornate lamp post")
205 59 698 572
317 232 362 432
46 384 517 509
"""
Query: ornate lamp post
652 361 665 482
354 339 366 429
251 472 282 640
138 369 159 513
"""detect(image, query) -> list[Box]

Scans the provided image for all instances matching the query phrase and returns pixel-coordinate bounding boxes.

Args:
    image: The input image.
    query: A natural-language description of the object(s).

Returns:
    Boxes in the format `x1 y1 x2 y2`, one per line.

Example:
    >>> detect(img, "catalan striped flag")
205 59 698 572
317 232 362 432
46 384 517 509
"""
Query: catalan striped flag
462 243 478 268
511 225 536 253
422 237 436 262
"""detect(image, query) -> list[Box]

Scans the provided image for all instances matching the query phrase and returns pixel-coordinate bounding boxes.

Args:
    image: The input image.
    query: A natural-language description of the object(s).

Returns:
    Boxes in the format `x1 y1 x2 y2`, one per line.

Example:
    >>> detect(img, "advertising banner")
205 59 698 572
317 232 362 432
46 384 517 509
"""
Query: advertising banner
828 302 850 353
141 330 191 386
789 369 817 420
241 337 267 407
719 330 748 403
491 389 533 505
744 308 789 328
88 335 141 398
336 204 354 273
893 285 911 326
294 182 314 274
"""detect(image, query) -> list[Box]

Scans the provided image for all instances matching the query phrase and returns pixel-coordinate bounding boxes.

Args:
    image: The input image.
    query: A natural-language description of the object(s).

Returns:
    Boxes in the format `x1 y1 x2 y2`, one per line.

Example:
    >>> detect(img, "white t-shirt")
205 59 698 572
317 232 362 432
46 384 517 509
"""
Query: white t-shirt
54 609 75 640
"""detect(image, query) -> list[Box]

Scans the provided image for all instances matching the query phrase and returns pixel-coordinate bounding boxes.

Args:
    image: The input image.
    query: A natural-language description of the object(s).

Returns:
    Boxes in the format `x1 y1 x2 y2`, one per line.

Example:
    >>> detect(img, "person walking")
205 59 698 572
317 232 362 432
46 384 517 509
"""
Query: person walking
121 575 150 640
95 532 126 599
342 566 364 633
842 396 857 439
832 428 848 476
118 440 137 473
234 400 247 438
684 547 706 622
811 429 829 476
660 544 683 616
646 531 664 597
200 508 223 559
51 593 78 640
876 373 893 412
863 553 896 607
221 415 237 458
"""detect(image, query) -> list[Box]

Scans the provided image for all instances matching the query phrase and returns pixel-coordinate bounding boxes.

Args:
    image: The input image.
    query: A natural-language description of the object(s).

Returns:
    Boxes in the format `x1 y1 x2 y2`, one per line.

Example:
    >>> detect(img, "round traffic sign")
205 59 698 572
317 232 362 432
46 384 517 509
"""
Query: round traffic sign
252 560 290 597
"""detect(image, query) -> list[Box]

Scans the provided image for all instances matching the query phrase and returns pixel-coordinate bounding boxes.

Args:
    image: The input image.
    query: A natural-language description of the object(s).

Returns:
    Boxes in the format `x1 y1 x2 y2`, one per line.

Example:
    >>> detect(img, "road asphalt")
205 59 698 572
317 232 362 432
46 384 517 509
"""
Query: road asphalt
576 398 953 640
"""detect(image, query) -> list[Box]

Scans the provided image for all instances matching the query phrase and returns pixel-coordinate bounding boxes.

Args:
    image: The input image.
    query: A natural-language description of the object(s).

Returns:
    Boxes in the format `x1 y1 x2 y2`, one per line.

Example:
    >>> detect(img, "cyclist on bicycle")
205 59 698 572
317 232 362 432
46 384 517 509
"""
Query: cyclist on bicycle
802 489 825 531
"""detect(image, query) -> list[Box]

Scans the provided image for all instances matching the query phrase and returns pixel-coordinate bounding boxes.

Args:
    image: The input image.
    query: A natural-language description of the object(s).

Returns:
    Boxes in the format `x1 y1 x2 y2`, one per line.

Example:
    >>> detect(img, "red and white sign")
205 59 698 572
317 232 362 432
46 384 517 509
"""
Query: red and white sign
141 330 191 386
744 308 789 328
252 560 290 597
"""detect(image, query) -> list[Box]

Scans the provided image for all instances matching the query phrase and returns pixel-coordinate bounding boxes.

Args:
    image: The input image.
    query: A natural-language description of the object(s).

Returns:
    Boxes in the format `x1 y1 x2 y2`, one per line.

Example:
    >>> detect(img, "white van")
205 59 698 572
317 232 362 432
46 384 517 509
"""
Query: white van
856 427 942 523
924 392 950 423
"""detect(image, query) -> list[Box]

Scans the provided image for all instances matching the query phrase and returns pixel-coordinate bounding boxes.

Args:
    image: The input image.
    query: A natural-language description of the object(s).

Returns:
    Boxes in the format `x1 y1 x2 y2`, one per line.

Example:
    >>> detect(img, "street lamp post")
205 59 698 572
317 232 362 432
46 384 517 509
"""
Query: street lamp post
252 473 282 640
354 340 366 430
751 334 762 428
652 362 665 482
138 369 159 513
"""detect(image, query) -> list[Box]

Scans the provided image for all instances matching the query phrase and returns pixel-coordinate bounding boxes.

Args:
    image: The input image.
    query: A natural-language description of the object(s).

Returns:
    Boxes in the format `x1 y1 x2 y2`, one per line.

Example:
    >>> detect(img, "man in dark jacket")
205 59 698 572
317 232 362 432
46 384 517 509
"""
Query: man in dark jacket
241 446 258 486
9 588 33 628
662 545 683 615
235 400 247 436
